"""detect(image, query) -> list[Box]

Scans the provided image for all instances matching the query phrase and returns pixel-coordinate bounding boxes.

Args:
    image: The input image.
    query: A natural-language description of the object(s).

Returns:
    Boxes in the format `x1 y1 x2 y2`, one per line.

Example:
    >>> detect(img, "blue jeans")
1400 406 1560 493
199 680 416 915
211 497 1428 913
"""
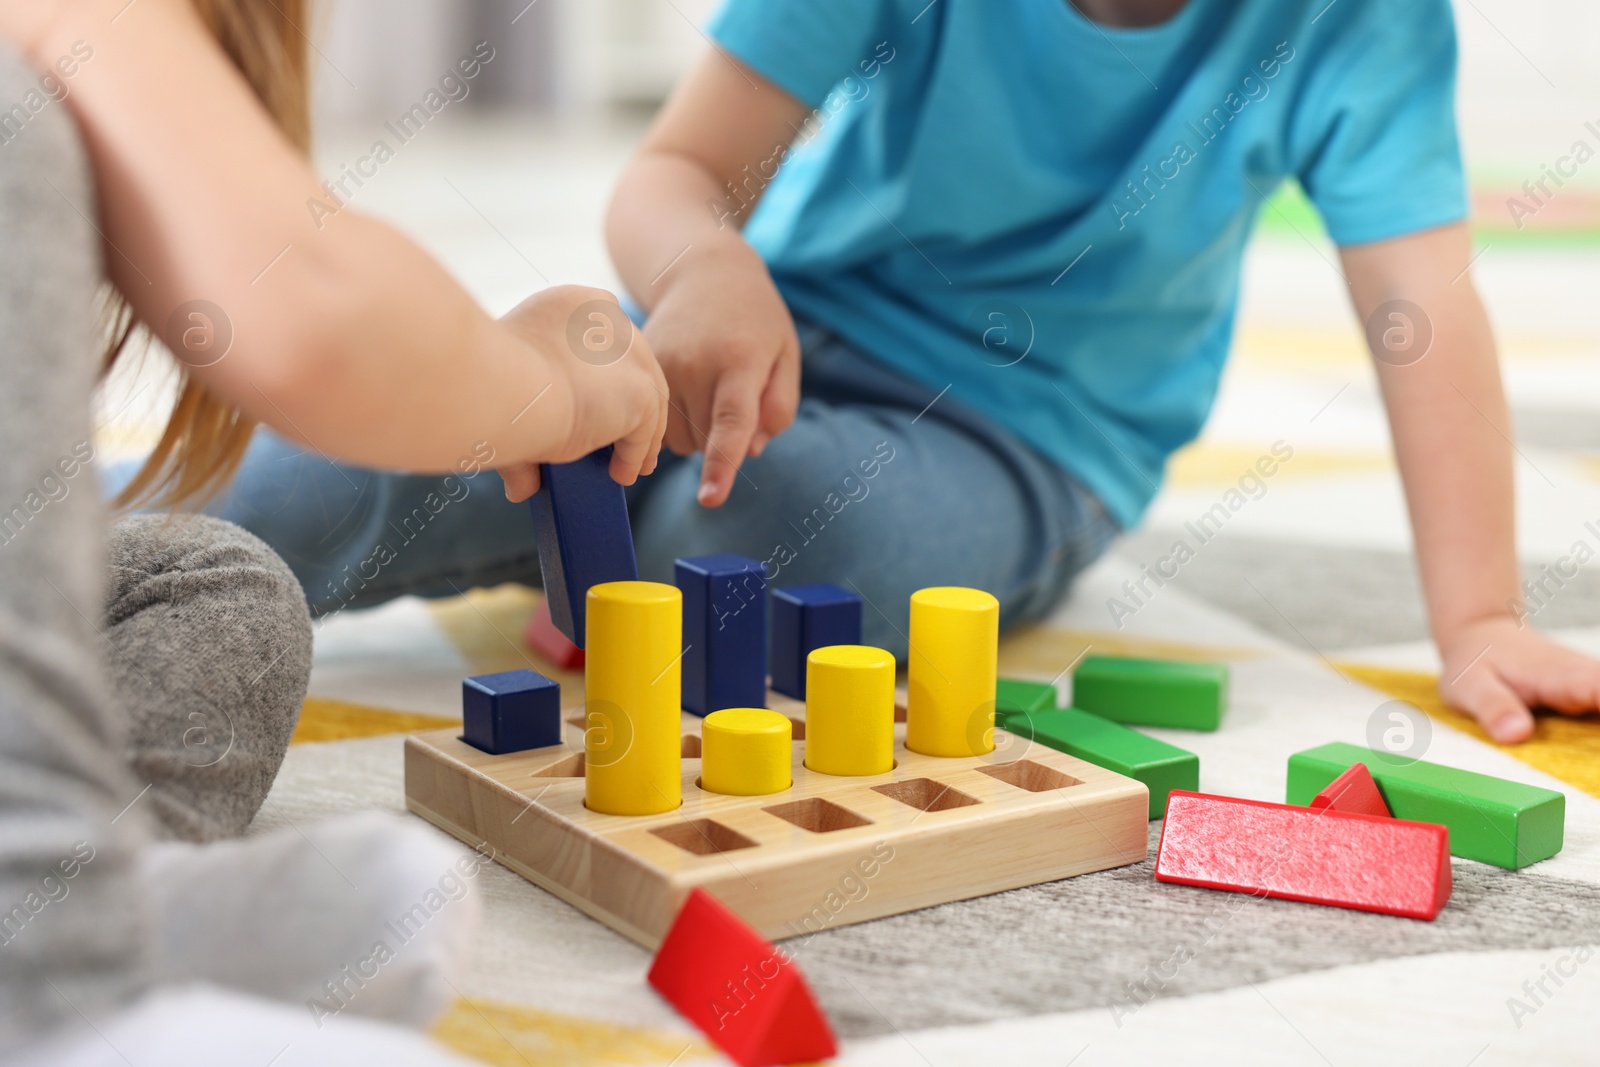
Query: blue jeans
119 322 1118 657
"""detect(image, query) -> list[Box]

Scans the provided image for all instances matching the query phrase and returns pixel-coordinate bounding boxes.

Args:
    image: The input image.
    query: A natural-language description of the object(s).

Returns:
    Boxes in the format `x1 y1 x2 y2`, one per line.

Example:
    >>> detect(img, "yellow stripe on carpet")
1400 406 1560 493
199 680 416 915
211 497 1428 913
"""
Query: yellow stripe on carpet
1336 661 1600 801
1165 442 1391 488
291 697 457 745
431 998 713 1066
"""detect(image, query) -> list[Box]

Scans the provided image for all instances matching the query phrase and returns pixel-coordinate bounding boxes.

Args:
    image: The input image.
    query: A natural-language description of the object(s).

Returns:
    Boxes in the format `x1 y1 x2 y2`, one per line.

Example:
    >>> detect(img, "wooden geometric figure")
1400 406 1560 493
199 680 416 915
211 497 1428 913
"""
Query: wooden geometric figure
1156 791 1452 921
526 445 639 647
770 583 862 700
404 688 1149 946
461 669 561 755
648 888 837 1067
523 596 584 670
995 698 1198 819
1309 762 1391 818
676 553 768 716
1072 655 1228 731
701 708 792 797
1286 741 1564 869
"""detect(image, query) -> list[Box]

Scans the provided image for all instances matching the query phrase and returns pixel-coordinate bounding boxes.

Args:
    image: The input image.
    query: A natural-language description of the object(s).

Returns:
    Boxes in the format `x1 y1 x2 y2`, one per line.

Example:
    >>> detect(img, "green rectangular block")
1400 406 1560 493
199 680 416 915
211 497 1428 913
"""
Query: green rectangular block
996 679 1198 819
1285 742 1565 870
1072 656 1228 731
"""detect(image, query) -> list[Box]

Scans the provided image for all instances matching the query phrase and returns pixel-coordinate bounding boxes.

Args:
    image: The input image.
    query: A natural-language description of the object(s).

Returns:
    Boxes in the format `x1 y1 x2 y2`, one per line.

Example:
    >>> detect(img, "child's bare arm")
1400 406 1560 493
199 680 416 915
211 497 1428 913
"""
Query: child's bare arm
607 51 810 506
9 0 664 487
1342 222 1600 741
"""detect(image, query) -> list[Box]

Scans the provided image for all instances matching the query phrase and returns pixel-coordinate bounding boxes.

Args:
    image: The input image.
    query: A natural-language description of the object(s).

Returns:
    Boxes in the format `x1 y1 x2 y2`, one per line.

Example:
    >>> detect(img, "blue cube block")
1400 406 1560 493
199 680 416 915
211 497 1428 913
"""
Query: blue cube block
526 446 638 648
462 669 562 755
770 583 863 700
675 553 768 717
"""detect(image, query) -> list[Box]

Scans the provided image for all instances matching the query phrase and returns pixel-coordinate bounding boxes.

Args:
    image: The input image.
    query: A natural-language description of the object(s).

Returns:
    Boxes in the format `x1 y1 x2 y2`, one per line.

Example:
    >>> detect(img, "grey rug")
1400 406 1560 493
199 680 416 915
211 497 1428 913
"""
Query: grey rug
791 825 1600 1038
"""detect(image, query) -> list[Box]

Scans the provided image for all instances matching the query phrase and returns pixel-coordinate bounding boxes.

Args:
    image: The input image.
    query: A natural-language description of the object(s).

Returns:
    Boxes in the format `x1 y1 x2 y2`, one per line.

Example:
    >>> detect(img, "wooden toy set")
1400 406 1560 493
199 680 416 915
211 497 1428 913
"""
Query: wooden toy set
404 450 1149 945
401 446 1569 1064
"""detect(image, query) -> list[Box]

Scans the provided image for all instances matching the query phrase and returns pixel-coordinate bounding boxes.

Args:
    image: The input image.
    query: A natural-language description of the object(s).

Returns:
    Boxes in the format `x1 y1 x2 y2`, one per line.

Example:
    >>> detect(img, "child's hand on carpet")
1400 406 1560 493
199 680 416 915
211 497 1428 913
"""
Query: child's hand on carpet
1437 615 1600 743
644 239 801 507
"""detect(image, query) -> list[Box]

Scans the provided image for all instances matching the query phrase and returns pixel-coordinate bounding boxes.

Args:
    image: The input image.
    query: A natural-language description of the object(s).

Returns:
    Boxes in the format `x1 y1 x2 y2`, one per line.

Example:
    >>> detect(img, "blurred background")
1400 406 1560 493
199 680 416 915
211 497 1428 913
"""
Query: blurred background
295 0 1600 300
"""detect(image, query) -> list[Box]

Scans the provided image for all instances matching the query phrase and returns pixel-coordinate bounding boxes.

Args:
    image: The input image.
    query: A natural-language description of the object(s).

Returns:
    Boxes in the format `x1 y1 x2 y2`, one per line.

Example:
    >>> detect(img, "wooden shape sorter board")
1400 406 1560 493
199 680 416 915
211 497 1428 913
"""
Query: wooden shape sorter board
404 690 1149 947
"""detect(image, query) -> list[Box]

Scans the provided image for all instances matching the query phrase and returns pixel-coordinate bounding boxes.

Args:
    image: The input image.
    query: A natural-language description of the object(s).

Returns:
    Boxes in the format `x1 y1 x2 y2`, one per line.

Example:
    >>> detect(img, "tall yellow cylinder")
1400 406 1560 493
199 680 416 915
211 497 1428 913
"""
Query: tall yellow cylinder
701 708 792 796
804 645 895 776
906 587 998 757
584 581 682 815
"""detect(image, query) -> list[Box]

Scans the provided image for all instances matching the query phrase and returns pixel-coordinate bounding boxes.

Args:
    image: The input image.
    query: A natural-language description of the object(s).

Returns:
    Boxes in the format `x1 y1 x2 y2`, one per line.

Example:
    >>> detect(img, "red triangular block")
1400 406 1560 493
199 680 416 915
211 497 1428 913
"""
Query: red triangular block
648 889 837 1066
1310 762 1391 818
1156 791 1451 920
523 597 584 670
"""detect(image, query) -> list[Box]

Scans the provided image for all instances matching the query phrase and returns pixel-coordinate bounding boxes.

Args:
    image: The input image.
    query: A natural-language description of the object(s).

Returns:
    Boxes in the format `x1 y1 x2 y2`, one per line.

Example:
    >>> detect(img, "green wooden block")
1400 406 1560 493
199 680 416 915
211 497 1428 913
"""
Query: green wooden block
1072 656 1228 731
1285 741 1565 870
995 680 1198 818
996 678 1058 717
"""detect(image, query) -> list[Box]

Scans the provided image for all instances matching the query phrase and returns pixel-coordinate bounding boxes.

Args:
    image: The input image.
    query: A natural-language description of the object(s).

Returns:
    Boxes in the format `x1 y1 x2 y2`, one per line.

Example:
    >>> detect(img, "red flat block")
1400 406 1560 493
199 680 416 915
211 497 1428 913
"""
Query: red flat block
648 889 837 1067
1155 791 1451 920
523 598 584 670
1310 762 1391 818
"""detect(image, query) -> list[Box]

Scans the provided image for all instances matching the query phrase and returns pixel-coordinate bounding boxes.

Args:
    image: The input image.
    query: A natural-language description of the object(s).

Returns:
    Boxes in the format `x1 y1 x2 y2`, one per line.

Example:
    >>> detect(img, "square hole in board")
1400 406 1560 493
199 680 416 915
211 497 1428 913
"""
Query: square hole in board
650 819 759 856
530 752 584 778
872 777 979 813
764 797 872 833
978 760 1082 793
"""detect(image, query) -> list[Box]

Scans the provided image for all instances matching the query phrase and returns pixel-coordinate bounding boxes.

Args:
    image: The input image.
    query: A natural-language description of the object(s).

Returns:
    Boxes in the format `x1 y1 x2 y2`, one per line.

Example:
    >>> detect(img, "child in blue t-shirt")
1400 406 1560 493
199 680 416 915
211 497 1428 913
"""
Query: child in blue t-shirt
599 0 1600 743
208 0 1600 744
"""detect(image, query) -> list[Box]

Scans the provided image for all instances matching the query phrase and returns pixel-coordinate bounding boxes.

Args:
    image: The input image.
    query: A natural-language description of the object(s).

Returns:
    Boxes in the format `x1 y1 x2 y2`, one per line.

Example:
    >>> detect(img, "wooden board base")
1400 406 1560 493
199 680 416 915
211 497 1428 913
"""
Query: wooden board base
404 692 1149 947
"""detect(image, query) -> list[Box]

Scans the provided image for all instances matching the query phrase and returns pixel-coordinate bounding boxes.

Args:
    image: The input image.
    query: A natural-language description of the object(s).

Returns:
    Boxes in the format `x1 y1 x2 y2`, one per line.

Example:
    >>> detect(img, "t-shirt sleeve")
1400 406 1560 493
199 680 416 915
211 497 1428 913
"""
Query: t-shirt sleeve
1292 0 1468 247
706 0 894 109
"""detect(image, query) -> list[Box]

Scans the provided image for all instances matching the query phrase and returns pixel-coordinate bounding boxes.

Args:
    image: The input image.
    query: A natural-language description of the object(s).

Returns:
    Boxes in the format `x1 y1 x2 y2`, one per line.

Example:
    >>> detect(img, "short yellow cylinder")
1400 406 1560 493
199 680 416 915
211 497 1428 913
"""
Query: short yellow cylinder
905 586 999 758
584 581 682 815
700 708 792 796
804 645 895 776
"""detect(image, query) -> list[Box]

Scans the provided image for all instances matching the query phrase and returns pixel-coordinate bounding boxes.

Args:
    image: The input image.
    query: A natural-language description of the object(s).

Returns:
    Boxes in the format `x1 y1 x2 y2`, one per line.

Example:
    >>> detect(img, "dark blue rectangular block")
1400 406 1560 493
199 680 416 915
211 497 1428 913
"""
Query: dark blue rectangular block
462 669 561 755
770 583 863 700
526 446 638 647
676 553 768 717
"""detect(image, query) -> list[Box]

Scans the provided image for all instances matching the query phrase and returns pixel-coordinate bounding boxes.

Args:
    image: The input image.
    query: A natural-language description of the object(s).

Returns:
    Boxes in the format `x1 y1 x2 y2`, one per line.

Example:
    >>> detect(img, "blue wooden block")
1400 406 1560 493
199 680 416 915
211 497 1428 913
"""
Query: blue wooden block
462 669 561 755
526 446 638 648
770 584 863 700
676 553 768 717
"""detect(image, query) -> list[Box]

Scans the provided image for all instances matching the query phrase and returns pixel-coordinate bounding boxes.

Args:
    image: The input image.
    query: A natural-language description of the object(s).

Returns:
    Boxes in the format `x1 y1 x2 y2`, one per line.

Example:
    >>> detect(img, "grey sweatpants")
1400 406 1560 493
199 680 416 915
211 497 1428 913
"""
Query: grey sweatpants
0 45 312 1050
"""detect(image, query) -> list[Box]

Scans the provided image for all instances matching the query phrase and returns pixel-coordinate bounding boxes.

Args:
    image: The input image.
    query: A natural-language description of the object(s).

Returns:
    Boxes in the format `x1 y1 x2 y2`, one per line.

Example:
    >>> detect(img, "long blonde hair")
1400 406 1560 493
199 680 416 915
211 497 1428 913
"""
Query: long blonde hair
110 0 311 509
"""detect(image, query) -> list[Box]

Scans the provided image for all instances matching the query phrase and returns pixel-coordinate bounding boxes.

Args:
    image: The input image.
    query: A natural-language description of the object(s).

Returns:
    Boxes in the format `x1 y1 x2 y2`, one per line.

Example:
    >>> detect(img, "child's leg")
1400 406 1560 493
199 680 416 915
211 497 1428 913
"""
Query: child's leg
630 324 1119 655
0 51 155 1050
98 437 543 618
105 514 312 842
0 47 475 1058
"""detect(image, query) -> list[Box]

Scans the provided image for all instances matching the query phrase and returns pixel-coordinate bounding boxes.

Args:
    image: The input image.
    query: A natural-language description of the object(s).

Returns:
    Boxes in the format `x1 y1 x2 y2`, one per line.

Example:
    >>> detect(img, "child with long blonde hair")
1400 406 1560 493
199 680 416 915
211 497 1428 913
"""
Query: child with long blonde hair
0 0 664 1060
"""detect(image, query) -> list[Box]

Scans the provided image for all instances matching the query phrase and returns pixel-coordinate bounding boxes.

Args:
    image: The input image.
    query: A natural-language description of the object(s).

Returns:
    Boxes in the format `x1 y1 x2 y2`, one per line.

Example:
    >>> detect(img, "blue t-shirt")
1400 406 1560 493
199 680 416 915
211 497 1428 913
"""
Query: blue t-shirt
705 0 1467 527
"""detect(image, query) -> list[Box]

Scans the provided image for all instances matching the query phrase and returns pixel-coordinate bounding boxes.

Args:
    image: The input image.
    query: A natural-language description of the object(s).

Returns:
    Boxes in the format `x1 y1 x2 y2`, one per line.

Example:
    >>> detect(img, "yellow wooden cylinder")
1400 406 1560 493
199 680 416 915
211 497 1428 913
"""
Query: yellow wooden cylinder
906 586 999 757
584 581 682 815
804 645 895 776
700 708 792 796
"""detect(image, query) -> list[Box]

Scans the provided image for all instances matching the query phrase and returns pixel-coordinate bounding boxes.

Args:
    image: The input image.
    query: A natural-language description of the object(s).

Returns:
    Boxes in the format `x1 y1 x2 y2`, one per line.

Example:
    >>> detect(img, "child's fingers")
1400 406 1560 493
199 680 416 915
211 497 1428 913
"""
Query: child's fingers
610 395 663 486
698 373 761 507
1510 653 1600 715
500 463 540 502
1445 667 1535 744
756 341 801 450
